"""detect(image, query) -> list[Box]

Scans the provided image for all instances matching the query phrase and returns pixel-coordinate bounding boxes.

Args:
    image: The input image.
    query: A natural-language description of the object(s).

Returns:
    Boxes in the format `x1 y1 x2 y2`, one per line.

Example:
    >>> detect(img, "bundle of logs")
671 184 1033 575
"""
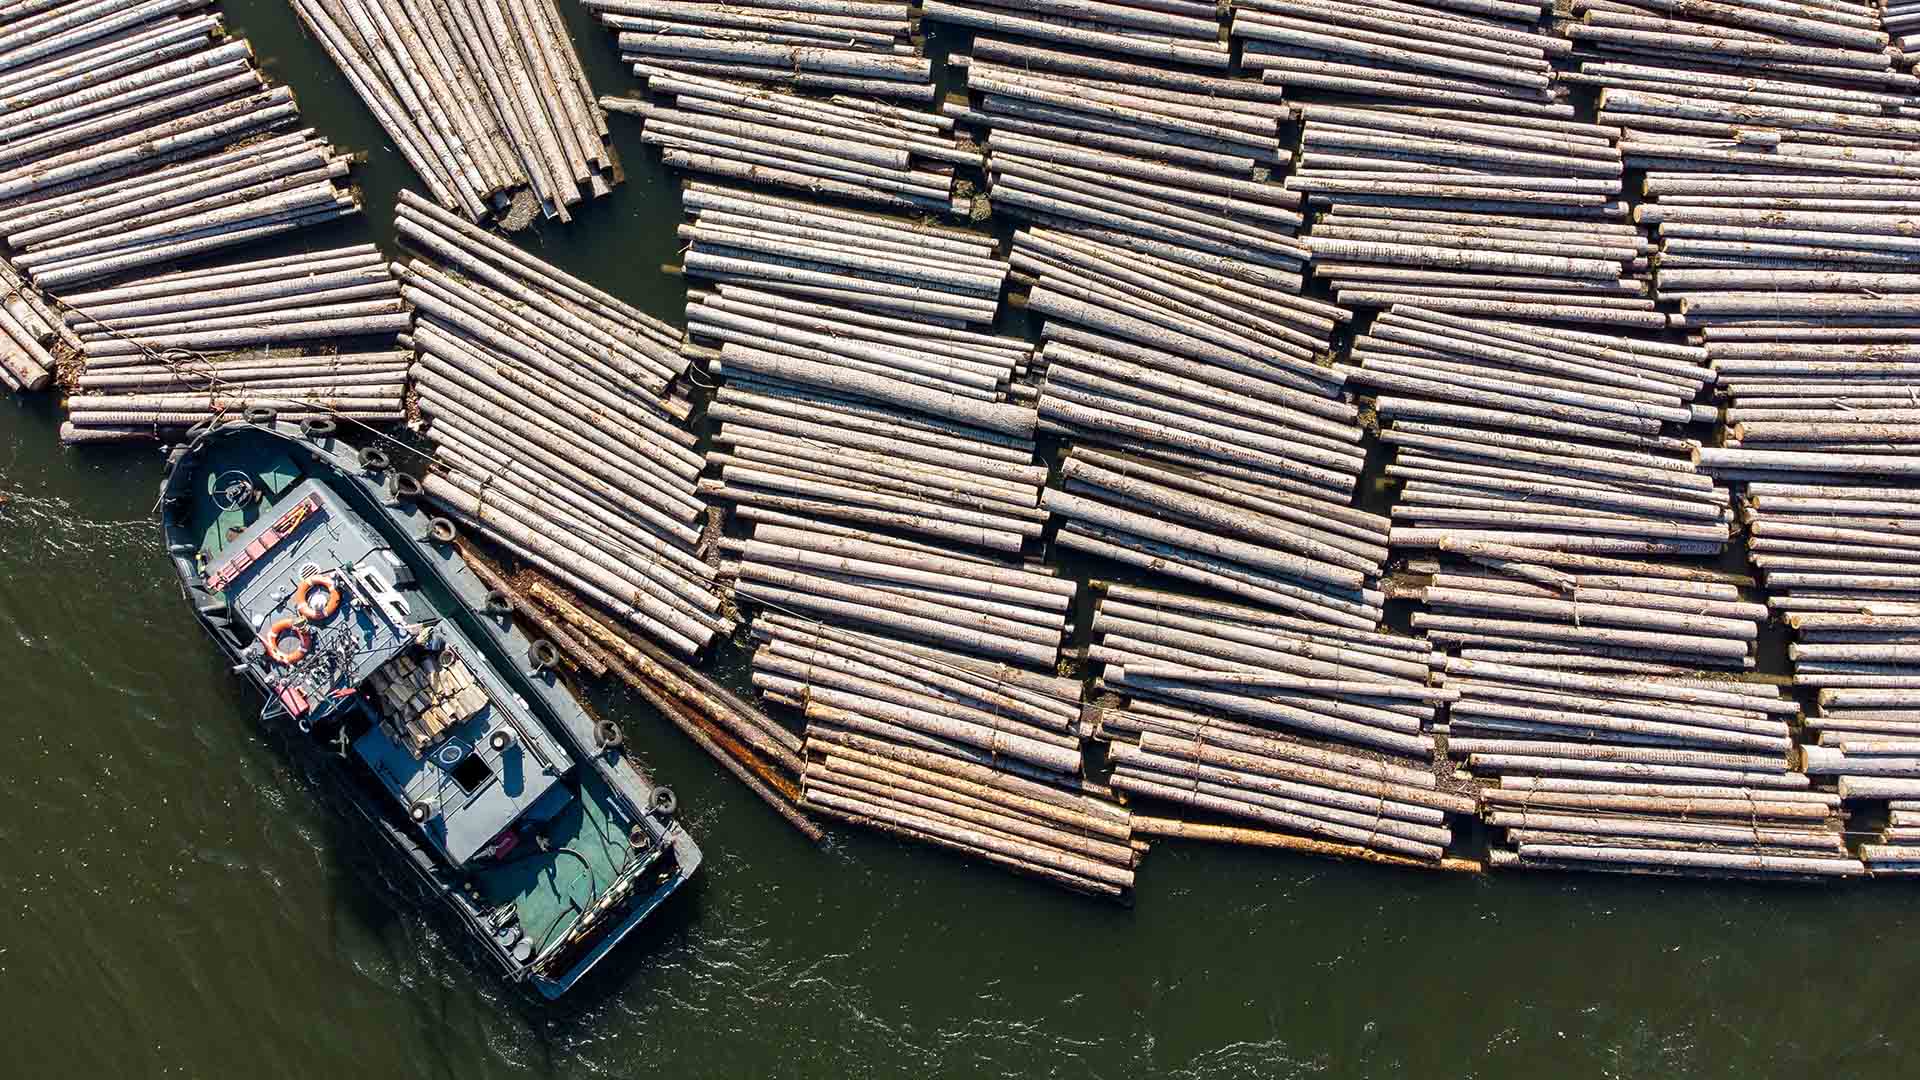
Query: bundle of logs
1000 198 1476 866
586 0 930 101
924 0 1231 70
292 0 613 224
1891 1 1920 53
395 191 726 660
1014 227 1353 494
726 528 1138 896
1233 0 1565 116
1293 106 1655 329
1736 473 1920 753
1556 0 1919 326
677 178 1141 894
1346 307 1727 558
1091 583 1475 867
1420 559 1862 879
680 192 1030 550
601 71 976 213
0 257 72 392
1704 423 1920 821
1405 559 1764 675
0 1 360 292
1857 799 1920 874
56 245 408 443
942 36 1304 279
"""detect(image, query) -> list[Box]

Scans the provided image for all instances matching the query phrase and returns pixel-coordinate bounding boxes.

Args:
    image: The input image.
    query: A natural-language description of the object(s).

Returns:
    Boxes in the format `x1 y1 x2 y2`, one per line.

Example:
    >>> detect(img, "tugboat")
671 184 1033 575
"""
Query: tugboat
158 415 701 999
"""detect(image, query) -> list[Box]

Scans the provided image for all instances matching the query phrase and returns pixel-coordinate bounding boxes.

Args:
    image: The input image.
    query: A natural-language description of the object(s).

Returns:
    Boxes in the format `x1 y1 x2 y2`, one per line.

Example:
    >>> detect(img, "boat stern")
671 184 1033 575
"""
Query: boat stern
527 815 702 1000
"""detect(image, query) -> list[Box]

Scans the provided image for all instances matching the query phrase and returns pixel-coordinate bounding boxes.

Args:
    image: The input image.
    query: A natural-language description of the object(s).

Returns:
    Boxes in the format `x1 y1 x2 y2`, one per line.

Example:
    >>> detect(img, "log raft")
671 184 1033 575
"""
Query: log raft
584 0 975 210
291 0 615 223
51 0 1920 888
395 189 725 662
0 0 362 397
672 169 1140 895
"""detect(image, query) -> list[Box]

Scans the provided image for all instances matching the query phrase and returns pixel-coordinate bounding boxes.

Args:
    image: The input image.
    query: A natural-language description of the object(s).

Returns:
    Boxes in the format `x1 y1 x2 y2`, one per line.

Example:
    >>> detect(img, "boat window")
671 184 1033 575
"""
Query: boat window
450 751 493 794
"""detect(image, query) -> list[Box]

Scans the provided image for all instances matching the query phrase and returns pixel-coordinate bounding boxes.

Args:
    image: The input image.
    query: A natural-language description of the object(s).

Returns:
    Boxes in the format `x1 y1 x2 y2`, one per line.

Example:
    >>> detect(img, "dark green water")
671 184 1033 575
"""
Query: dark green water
3 5 1918 1077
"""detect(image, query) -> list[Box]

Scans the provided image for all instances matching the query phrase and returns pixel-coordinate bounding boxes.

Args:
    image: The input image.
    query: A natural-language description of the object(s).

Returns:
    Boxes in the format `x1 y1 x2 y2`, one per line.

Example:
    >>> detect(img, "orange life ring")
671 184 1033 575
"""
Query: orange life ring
265 618 310 665
296 575 341 621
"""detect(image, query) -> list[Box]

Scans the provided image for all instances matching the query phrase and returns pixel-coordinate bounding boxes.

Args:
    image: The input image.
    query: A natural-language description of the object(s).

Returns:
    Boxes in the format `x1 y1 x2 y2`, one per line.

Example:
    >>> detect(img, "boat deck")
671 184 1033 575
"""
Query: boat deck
186 430 307 571
471 774 635 955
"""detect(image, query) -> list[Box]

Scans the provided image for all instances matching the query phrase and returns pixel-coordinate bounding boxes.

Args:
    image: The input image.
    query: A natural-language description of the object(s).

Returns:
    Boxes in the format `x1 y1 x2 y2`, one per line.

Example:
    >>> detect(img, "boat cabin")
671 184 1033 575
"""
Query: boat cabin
205 477 571 870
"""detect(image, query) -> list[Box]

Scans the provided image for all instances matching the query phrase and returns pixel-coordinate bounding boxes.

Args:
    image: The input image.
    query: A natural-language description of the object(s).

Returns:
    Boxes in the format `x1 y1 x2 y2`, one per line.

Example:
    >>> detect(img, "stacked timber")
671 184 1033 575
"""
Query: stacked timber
1233 0 1567 117
733 537 1134 895
804 713 1137 898
1050 447 1385 631
1086 575 1469 862
1893 2 1920 54
395 191 726 660
588 0 953 203
1857 799 1920 874
291 0 613 223
1745 470 1920 751
726 521 1137 894
1219 3 1663 326
682 181 1046 553
677 182 1007 325
1090 583 1474 866
0 130 358 292
1718 469 1920 796
1293 108 1655 328
1555 0 1920 322
1009 211 1460 864
681 179 1141 894
0 2 360 292
941 36 1305 278
1639 179 1920 329
728 526 1075 675
0 257 71 392
1344 307 1730 557
1716 454 1920 588
1559 0 1920 874
924 0 1231 70
1014 228 1354 487
1697 323 1920 804
601 71 976 213
56 246 408 443
588 0 930 101
1404 562 1764 671
1417 560 1863 879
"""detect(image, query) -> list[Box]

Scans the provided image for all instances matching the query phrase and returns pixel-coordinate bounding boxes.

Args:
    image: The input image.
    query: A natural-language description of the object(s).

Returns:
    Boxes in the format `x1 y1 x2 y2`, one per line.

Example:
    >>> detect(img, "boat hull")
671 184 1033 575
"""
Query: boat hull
158 417 701 1000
